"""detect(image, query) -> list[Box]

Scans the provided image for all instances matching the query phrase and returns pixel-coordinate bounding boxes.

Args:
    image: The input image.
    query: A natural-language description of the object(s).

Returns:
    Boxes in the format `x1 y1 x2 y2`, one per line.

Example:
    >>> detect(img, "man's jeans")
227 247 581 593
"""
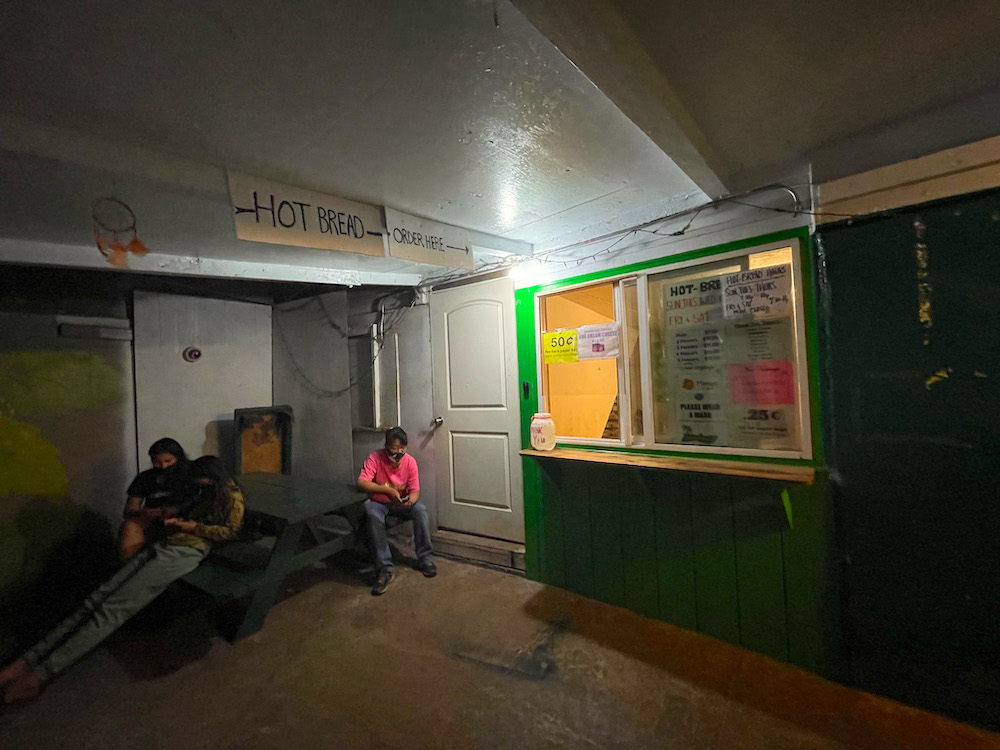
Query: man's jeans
363 499 433 573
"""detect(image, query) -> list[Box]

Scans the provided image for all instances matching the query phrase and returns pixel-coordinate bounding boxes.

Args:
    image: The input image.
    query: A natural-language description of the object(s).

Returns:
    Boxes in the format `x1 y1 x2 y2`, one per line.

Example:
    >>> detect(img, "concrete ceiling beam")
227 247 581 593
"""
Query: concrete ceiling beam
512 0 730 199
0 239 423 288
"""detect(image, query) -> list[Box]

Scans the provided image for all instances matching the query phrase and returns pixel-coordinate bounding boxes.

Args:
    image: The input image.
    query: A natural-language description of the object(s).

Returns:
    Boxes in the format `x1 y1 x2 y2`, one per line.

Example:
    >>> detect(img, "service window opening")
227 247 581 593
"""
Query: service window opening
534 239 812 460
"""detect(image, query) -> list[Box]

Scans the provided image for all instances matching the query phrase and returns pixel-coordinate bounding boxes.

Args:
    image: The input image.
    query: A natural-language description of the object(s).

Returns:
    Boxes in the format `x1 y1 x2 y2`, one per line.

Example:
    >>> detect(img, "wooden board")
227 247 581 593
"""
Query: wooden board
520 448 814 484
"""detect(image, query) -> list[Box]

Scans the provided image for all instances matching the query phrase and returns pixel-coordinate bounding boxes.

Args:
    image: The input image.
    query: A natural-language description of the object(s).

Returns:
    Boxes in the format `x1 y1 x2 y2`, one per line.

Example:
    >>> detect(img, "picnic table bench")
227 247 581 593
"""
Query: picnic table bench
181 473 362 641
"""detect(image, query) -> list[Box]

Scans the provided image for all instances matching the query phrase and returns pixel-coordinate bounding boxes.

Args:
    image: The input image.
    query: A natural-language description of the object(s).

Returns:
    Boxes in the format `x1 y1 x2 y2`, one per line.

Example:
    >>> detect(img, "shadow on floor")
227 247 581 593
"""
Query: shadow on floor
107 586 218 680
521 586 1000 750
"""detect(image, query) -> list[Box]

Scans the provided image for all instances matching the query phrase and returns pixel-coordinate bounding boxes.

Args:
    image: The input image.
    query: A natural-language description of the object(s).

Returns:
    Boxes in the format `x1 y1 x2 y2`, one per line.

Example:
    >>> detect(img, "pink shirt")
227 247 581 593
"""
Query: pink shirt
359 450 420 504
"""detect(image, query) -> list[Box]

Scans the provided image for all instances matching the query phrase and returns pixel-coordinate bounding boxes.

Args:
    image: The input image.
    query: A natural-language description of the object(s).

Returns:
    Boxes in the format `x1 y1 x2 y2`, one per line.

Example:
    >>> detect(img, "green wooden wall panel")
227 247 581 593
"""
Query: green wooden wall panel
521 459 542 581
536 459 567 589
560 466 595 598
515 228 839 677
651 471 698 630
620 468 661 619
782 474 839 677
732 478 790 662
588 466 626 608
689 473 740 644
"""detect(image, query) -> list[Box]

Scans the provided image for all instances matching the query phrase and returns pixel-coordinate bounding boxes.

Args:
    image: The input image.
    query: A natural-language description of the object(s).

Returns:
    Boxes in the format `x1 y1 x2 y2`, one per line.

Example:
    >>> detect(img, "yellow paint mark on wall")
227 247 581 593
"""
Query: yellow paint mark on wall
914 219 933 346
0 351 120 414
924 367 953 390
0 415 67 496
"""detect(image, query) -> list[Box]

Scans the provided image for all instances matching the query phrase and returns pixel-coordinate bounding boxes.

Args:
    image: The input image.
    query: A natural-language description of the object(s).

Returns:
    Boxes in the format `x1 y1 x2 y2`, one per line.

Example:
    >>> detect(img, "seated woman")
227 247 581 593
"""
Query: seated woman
0 456 244 704
119 438 195 560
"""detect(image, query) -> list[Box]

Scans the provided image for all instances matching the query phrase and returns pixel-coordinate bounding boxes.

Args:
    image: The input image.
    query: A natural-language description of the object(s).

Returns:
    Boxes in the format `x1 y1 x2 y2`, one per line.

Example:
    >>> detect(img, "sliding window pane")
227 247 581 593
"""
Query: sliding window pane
648 248 801 451
623 280 642 442
541 283 620 440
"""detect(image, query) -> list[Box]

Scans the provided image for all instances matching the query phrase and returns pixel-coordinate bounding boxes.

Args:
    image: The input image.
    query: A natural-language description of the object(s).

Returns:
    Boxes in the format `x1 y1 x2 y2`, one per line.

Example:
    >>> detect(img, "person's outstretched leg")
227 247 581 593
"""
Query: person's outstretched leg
1 549 153 704
3 543 203 702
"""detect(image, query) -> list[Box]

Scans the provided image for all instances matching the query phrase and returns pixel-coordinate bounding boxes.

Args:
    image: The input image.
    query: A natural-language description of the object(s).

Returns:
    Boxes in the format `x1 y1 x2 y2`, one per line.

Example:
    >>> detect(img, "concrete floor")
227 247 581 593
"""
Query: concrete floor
3 553 1000 750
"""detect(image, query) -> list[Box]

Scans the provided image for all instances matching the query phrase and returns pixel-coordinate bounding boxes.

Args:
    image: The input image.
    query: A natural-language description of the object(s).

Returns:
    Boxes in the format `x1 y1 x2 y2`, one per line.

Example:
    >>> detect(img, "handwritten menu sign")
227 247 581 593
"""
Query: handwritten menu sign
723 263 791 319
662 275 725 327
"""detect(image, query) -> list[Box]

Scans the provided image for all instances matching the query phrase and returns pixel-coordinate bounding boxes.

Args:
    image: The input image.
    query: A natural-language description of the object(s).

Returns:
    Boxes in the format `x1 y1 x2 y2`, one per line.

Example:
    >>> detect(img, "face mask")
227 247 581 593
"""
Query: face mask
387 451 405 462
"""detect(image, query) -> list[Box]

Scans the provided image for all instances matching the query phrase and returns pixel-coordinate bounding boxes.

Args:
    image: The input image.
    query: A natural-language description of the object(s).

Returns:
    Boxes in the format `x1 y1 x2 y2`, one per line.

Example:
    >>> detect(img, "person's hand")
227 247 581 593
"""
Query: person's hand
164 518 198 533
381 484 401 502
160 506 180 519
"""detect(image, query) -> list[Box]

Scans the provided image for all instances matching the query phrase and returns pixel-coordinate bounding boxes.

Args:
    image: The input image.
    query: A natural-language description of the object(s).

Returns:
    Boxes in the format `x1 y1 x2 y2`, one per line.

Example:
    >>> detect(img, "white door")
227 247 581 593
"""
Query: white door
431 276 524 543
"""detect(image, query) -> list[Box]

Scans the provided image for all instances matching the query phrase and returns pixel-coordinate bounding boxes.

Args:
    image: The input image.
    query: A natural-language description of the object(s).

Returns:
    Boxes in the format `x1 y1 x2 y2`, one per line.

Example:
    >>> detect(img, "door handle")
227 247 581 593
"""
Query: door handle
522 381 530 399
432 416 444 427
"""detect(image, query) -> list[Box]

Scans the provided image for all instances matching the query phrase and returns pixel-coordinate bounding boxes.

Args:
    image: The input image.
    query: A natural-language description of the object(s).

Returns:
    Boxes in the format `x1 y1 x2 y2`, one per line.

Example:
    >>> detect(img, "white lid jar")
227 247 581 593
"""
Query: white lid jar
530 413 556 451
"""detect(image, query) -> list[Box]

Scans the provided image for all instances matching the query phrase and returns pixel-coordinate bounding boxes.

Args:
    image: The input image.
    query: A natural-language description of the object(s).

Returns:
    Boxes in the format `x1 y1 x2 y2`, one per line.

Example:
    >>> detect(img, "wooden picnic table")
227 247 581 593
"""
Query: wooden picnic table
182 473 361 641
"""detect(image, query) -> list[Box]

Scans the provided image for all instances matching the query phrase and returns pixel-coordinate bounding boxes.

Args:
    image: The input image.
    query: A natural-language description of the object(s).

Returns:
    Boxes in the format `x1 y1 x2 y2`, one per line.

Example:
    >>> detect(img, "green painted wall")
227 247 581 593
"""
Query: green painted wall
815 187 1000 726
516 228 841 676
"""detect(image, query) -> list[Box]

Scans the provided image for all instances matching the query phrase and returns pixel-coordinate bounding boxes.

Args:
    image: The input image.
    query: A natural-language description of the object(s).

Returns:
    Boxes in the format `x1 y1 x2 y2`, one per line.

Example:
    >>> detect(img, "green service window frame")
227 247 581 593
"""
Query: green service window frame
532 234 814 461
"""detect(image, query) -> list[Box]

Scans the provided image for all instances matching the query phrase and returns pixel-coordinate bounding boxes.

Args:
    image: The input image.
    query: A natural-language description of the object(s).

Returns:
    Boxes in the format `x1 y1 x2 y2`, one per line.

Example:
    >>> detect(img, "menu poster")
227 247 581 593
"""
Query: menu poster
725 360 797 449
671 326 724 367
727 360 796 405
730 404 796 448
674 369 728 445
726 319 793 362
577 323 620 360
723 263 792 319
661 274 725 328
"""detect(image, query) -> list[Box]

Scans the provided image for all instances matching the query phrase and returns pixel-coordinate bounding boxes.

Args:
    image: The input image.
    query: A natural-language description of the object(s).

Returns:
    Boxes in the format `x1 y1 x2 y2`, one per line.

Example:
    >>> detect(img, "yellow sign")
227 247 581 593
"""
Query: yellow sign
543 330 578 363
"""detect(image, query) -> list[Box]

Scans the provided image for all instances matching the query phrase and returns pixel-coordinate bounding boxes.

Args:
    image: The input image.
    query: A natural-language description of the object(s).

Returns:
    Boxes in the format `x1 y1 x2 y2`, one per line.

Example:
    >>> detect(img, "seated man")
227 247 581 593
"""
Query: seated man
358 426 436 595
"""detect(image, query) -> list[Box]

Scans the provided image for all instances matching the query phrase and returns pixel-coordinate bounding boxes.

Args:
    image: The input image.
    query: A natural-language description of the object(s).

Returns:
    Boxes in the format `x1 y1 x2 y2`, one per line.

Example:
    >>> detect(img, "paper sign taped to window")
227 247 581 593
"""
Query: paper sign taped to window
543 330 578 363
576 323 619 360
723 263 792 319
727 361 796 404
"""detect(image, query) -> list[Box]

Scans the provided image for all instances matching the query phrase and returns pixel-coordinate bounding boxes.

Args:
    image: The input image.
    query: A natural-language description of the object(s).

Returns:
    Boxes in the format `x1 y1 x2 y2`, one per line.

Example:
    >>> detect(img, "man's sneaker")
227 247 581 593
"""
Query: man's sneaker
418 559 437 578
371 569 394 595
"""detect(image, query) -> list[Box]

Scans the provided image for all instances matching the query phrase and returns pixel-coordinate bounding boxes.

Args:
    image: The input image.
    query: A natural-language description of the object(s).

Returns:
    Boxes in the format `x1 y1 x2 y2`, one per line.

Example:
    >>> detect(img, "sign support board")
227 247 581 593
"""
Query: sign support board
227 171 385 257
384 207 473 270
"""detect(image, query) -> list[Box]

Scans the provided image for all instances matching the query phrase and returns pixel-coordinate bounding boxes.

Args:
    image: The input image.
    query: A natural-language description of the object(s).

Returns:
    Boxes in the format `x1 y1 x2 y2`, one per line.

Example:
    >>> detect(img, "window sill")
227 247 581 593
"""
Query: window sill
519 448 815 484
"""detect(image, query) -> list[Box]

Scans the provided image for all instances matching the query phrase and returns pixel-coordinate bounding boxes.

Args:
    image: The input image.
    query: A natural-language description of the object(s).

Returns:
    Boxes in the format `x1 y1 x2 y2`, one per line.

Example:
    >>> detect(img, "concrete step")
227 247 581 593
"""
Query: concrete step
431 529 526 574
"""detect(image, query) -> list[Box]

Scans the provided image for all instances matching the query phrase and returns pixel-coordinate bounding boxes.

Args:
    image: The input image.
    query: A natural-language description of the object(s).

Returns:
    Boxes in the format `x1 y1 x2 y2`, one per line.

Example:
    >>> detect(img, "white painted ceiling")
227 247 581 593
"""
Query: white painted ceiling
0 0 705 283
1 0 999 285
515 0 1000 191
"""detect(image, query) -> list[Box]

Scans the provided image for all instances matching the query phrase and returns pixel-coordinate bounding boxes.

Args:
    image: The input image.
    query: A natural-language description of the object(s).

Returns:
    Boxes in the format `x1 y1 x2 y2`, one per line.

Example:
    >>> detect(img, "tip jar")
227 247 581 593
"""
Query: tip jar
530 413 556 451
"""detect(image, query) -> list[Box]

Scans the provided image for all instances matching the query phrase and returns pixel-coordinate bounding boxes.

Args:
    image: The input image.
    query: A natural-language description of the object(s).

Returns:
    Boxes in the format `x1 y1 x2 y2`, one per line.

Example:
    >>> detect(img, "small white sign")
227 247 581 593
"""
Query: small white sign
385 208 473 270
576 323 619 360
227 171 385 257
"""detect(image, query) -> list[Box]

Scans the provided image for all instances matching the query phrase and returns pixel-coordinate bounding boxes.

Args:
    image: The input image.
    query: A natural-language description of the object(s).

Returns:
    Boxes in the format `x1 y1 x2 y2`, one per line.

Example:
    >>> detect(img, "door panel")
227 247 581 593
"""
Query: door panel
451 432 511 511
432 277 524 542
446 300 506 407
